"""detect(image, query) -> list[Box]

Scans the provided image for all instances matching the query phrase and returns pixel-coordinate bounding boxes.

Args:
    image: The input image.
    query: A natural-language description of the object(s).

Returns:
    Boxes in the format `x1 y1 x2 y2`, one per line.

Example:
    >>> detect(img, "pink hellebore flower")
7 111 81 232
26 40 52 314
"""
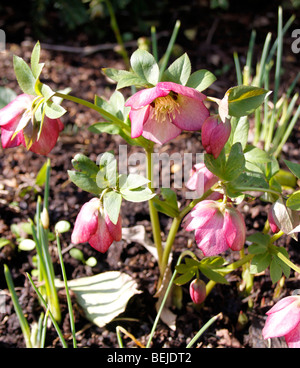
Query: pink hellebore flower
183 200 246 256
201 116 231 158
262 294 300 348
71 198 122 253
268 207 279 233
124 82 209 145
0 94 64 155
186 162 222 199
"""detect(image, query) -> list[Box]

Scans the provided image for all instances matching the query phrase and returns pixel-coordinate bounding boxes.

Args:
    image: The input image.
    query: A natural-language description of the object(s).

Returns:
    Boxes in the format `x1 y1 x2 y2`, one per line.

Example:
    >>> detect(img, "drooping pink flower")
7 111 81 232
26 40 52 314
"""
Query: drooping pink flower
262 294 300 348
71 198 122 253
201 116 231 158
0 94 64 155
189 279 206 305
186 162 221 198
183 200 246 256
124 82 209 145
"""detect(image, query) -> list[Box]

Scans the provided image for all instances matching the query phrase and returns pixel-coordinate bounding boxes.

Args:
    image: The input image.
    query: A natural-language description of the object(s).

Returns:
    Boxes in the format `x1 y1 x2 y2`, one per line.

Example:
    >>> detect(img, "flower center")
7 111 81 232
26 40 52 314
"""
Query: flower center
152 93 180 123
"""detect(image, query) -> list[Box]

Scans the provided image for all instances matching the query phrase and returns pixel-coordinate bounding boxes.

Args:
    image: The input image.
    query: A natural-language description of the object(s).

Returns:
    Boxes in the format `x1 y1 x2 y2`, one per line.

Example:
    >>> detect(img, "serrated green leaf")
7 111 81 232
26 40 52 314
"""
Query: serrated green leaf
270 258 283 284
186 69 216 92
120 187 156 202
130 49 159 85
103 191 122 225
103 68 149 89
199 266 228 284
224 142 245 181
68 170 101 195
13 55 36 95
250 252 272 274
72 154 99 178
174 270 196 285
119 173 149 190
162 53 191 85
284 160 300 179
44 100 66 119
31 41 44 79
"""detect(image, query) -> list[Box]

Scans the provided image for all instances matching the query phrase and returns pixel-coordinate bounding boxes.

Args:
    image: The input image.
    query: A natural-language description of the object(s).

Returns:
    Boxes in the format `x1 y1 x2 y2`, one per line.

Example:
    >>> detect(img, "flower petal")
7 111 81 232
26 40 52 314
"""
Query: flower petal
71 198 100 244
157 82 207 102
142 113 181 145
129 105 150 138
285 325 300 348
172 94 209 131
89 215 115 253
106 213 122 241
0 94 33 127
125 85 168 109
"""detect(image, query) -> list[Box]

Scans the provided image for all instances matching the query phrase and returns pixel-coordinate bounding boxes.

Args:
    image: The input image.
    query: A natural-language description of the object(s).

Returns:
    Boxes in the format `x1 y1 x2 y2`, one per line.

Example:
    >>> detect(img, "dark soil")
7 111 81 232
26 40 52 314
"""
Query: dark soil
0 1 300 349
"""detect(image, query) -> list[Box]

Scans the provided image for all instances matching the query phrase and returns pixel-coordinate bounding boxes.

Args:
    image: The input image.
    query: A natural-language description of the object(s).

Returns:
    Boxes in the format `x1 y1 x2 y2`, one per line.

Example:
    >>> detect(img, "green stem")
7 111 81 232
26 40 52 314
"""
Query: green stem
4 265 32 348
56 232 77 348
26 273 68 348
145 148 163 272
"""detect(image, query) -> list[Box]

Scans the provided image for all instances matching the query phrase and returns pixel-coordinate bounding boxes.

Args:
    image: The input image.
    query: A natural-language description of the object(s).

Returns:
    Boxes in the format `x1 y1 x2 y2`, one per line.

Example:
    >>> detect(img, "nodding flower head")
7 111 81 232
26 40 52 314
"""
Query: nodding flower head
189 278 206 305
183 200 246 256
71 198 122 253
125 82 209 145
0 94 63 155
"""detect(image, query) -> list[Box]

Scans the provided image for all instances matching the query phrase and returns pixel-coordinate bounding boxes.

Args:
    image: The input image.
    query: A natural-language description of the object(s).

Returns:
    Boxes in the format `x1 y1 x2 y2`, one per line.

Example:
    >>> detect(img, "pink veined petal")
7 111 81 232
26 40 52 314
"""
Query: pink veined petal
142 113 182 145
71 198 100 244
0 126 23 148
183 206 218 232
262 298 300 339
201 117 218 149
125 85 169 109
0 94 33 127
285 324 300 348
172 94 209 131
195 213 228 256
265 296 300 315
29 117 62 155
89 215 115 253
223 208 246 251
209 120 231 159
129 105 150 138
105 213 122 242
157 82 207 102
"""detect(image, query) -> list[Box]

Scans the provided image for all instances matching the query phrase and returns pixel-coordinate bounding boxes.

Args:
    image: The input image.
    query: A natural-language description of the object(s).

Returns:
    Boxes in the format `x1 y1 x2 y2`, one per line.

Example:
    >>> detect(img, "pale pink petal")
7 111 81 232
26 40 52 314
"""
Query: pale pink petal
262 297 300 339
71 198 100 244
125 85 169 109
183 206 217 231
129 105 150 138
158 82 207 102
201 117 218 152
172 94 209 131
286 325 300 348
0 94 33 127
209 120 231 158
1 126 23 148
142 114 181 145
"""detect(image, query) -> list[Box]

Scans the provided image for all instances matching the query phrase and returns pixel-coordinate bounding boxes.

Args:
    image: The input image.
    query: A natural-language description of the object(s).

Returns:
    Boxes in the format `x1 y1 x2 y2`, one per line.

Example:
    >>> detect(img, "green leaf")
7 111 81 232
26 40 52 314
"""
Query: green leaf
119 173 149 190
68 170 101 195
71 154 99 178
204 149 226 179
225 116 249 152
44 100 66 119
120 187 156 202
130 49 159 85
186 69 216 92
103 191 122 225
162 53 191 85
174 270 196 286
226 85 270 118
13 55 36 95
270 258 283 284
284 160 300 179
102 68 149 89
224 142 245 181
286 191 300 211
250 252 272 274
199 266 228 284
153 188 179 217
30 41 44 79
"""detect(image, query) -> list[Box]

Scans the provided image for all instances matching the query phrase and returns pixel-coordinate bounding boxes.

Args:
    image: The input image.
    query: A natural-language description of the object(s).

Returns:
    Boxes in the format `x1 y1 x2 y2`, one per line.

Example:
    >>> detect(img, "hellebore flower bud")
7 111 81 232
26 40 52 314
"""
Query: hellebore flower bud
201 116 231 158
183 200 246 256
262 294 300 348
268 207 279 233
71 198 122 253
189 279 206 305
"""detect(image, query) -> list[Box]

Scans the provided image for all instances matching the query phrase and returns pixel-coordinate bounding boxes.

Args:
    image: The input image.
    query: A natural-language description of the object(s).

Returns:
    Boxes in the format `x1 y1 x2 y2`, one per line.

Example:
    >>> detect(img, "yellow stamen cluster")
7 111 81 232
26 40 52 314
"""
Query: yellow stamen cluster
152 94 180 123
